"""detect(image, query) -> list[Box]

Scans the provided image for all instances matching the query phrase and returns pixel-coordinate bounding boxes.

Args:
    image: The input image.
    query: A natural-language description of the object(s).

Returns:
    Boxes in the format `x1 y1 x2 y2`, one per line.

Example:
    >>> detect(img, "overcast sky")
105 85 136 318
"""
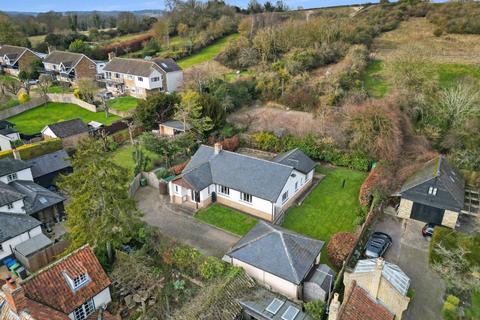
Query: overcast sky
3 0 378 12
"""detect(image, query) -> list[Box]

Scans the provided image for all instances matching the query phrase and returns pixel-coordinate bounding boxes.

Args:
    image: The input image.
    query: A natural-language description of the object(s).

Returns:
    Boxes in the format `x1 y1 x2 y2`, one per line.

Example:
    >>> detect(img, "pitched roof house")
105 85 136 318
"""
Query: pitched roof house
0 45 44 77
224 221 324 300
0 245 117 320
42 51 97 83
26 150 72 188
168 144 316 221
0 120 21 152
396 155 465 228
41 119 90 149
328 258 410 320
0 212 42 261
101 56 183 98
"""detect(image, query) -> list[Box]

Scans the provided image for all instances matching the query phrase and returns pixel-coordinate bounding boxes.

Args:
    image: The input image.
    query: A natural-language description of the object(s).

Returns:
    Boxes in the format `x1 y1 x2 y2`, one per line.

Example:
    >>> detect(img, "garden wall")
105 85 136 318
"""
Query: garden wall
47 93 98 112
0 97 47 119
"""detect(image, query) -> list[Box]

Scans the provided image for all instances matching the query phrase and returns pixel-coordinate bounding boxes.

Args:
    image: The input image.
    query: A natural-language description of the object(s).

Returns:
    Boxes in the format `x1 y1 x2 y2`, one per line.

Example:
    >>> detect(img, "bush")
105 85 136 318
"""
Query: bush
220 135 239 151
172 246 202 276
170 160 189 175
433 28 443 37
73 88 80 99
304 300 325 320
17 92 29 104
327 232 357 268
0 138 63 160
198 256 225 281
442 295 460 320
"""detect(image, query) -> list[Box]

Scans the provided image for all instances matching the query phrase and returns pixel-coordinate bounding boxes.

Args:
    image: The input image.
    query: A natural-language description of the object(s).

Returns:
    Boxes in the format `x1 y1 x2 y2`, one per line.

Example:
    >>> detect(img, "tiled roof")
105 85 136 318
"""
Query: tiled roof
0 181 25 206
9 180 65 214
152 58 182 72
103 57 181 77
44 118 89 138
273 148 316 174
0 212 41 243
43 51 85 66
0 45 27 64
160 120 191 131
21 245 111 314
339 282 394 320
227 221 324 284
27 150 71 179
0 158 31 177
0 290 70 320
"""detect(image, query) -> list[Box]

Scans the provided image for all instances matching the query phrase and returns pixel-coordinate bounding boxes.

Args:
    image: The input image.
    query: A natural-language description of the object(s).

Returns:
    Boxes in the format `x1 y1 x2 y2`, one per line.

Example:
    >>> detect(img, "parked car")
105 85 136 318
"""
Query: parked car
422 223 436 237
364 232 392 258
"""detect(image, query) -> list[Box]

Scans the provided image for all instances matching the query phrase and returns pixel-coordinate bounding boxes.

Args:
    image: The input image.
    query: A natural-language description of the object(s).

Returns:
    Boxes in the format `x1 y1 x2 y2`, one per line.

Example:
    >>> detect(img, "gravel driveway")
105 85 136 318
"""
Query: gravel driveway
374 214 445 320
135 186 240 257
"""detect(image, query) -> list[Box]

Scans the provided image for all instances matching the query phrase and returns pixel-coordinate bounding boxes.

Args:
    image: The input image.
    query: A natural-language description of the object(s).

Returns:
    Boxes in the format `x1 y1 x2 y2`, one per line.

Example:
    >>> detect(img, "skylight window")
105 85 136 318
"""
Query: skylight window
281 306 300 320
266 298 284 315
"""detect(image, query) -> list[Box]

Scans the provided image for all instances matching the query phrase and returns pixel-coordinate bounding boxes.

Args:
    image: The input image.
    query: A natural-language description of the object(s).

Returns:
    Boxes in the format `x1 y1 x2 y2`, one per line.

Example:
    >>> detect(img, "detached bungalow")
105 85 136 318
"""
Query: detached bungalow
101 56 183 98
43 50 97 83
168 144 316 221
0 45 44 77
42 118 90 149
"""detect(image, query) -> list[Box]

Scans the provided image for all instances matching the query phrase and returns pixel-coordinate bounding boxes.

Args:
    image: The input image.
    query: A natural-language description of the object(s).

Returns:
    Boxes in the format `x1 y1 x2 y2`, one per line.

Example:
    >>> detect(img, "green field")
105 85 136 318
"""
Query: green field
7 102 120 135
107 96 140 111
282 166 367 266
111 144 161 177
178 33 239 69
195 204 258 236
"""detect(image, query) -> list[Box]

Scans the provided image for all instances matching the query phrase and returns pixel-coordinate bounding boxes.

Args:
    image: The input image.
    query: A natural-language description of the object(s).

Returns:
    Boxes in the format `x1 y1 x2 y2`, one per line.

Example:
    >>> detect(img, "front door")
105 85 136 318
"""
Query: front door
191 190 200 203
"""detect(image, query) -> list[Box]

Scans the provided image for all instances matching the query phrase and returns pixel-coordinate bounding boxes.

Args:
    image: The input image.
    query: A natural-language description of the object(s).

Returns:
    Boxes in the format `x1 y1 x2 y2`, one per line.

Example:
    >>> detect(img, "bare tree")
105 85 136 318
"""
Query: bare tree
37 74 53 99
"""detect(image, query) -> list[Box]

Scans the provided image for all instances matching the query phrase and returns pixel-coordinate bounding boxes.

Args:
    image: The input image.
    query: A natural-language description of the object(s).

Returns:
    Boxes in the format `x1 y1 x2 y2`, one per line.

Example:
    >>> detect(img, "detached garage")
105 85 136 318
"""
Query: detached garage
396 155 464 228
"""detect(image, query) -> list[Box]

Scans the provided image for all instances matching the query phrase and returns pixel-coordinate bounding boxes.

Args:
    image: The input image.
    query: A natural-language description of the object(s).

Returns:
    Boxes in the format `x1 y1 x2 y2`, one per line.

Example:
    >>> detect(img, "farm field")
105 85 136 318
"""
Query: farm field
7 102 120 134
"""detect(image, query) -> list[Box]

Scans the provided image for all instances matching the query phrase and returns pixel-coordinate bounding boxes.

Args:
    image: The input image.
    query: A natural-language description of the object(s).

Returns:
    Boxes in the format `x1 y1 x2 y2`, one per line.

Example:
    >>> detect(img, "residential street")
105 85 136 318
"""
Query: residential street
374 214 445 320
135 186 240 257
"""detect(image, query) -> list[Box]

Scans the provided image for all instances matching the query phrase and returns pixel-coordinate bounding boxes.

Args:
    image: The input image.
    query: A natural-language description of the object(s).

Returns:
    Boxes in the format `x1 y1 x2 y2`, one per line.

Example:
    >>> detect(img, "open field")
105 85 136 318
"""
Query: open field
106 96 140 111
282 166 367 266
195 204 258 236
178 33 239 69
7 102 120 134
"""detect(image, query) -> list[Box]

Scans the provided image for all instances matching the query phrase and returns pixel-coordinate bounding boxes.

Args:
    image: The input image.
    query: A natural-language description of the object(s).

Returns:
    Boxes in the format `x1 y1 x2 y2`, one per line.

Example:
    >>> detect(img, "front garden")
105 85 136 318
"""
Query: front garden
7 102 120 135
195 204 258 236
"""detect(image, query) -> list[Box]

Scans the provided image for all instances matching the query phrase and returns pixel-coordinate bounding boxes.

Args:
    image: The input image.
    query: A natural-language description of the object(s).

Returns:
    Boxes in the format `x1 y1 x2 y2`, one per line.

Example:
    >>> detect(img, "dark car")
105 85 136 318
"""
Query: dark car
422 223 436 237
364 232 392 258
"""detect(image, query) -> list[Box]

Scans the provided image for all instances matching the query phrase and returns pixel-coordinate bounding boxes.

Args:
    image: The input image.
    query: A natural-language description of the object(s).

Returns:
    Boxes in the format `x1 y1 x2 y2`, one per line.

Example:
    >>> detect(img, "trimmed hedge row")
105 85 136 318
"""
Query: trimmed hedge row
0 138 63 160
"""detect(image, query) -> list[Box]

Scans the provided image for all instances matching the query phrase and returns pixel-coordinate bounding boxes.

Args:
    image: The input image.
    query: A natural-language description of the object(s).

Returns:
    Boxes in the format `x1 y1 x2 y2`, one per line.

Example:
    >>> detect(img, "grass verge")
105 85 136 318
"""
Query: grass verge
195 204 258 236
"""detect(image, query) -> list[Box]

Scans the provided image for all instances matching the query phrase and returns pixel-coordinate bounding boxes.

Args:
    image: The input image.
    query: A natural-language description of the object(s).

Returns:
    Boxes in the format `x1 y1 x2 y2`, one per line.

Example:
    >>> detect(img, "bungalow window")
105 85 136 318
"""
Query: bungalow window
115 73 120 78
219 185 230 196
72 273 90 289
0 244 3 252
295 182 298 191
7 203 13 210
73 299 95 320
175 185 179 194
282 191 289 203
7 173 17 182
241 192 252 203
138 76 144 82
152 77 160 82
127 75 133 80
106 72 112 78
428 187 438 196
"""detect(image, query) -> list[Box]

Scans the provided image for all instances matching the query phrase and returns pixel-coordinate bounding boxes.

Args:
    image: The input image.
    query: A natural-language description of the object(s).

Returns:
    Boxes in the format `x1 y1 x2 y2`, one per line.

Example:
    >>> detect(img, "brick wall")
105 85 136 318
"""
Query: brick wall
18 51 41 72
74 56 97 80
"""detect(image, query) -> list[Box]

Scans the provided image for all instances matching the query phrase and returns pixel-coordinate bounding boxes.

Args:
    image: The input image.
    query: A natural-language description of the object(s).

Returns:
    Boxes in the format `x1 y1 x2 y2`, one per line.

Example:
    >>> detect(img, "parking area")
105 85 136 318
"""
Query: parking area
135 186 240 257
374 214 445 320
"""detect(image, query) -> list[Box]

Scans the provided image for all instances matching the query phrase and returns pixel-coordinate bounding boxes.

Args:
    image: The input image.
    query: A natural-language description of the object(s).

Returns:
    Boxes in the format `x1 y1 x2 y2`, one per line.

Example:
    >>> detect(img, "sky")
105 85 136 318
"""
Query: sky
2 0 378 13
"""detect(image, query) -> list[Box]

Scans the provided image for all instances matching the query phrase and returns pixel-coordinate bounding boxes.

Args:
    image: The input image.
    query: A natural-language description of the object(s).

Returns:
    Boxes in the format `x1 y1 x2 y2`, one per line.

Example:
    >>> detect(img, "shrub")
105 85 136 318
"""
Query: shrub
327 232 357 268
433 28 443 37
0 138 63 160
198 256 225 281
442 295 460 320
170 160 189 175
17 92 29 104
304 300 325 320
359 165 385 206
172 246 202 276
220 135 239 151
73 88 80 99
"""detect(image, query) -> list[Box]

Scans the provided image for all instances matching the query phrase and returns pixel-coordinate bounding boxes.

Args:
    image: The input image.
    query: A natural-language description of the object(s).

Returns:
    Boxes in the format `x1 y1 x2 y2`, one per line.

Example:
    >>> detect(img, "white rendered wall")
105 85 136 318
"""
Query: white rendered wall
0 225 42 260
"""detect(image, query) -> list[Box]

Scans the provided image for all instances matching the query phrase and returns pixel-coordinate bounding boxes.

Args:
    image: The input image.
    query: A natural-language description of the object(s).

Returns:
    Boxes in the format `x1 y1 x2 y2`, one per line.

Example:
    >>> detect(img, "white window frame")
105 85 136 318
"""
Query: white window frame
428 186 438 196
138 76 143 82
7 173 17 182
71 273 90 290
73 299 95 320
219 185 230 196
240 192 252 204
152 76 160 82
282 191 289 204
7 203 13 210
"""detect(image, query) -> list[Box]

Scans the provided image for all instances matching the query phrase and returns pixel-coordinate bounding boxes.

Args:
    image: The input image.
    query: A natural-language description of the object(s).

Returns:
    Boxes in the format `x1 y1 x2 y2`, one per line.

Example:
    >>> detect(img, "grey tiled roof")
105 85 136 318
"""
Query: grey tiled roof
152 58 182 72
182 145 297 202
0 181 25 206
0 120 14 130
0 127 19 136
43 50 84 66
227 221 324 284
0 212 41 243
27 150 71 179
45 118 89 138
0 158 31 177
306 264 336 293
400 155 464 210
354 258 410 296
273 148 316 174
160 120 191 131
9 180 65 214
0 45 26 63
103 57 181 77
14 233 53 257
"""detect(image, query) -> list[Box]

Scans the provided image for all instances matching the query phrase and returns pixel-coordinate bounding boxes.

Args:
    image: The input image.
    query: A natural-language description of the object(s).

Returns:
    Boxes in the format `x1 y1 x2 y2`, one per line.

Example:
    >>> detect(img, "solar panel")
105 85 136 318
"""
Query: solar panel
281 306 300 320
266 298 284 315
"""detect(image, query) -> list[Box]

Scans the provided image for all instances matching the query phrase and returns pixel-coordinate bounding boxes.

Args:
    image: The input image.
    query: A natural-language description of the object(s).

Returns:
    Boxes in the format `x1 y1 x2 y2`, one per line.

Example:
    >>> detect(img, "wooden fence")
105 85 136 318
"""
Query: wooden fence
14 238 69 273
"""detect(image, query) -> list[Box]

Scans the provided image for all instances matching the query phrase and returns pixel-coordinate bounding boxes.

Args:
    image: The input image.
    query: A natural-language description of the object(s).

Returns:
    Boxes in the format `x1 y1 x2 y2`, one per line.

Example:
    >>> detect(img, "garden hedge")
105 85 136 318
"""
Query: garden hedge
0 138 63 160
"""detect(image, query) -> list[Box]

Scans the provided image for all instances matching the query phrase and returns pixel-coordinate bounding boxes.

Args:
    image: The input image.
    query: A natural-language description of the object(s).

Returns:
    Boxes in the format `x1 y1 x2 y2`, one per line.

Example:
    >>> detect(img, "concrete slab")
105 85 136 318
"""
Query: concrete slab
135 186 240 257
374 214 445 320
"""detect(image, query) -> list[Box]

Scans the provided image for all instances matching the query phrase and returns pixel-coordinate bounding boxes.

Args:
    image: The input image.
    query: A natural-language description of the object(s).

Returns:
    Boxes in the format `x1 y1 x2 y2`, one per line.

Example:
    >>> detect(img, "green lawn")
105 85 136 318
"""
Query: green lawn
362 60 390 98
282 166 367 266
195 204 258 236
111 144 161 177
178 33 239 69
106 96 140 111
7 102 120 135
47 85 73 94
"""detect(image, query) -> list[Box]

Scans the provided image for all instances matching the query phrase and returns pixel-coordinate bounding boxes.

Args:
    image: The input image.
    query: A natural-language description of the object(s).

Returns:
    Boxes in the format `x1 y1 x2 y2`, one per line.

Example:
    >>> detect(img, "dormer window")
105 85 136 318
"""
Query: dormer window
7 203 13 210
64 272 90 291
7 172 17 182
428 187 438 196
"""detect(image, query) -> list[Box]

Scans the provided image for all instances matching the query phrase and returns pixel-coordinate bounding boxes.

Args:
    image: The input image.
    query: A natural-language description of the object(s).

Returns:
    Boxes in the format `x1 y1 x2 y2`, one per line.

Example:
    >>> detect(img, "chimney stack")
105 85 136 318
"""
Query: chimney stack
108 52 116 61
2 278 28 314
328 293 340 320
214 142 222 155
12 148 21 160
47 46 56 54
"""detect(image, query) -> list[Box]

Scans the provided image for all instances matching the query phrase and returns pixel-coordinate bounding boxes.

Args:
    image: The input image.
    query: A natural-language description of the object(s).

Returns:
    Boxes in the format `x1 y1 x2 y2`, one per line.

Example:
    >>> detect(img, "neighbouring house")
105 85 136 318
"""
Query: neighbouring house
0 158 66 225
224 221 324 300
168 144 316 221
0 45 44 77
26 150 72 188
41 119 90 149
329 258 410 320
395 155 464 228
0 212 42 261
42 50 97 83
0 245 117 320
0 121 21 151
100 55 183 98
159 120 191 137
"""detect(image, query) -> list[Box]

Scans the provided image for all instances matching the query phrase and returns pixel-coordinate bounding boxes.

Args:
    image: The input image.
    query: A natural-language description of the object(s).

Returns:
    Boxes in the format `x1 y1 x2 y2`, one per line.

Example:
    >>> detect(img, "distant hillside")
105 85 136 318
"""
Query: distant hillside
5 10 164 17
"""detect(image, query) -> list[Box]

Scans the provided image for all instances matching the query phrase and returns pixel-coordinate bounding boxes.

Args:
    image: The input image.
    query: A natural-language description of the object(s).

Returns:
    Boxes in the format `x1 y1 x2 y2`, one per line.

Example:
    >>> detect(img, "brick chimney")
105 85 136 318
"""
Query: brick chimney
2 278 28 314
108 52 116 61
328 293 340 320
214 142 222 155
12 148 21 160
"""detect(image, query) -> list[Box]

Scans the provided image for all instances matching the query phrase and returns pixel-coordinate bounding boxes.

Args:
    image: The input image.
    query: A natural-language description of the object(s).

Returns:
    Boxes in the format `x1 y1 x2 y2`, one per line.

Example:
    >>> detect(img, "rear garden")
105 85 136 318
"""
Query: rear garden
111 143 161 177
7 102 120 135
107 96 140 112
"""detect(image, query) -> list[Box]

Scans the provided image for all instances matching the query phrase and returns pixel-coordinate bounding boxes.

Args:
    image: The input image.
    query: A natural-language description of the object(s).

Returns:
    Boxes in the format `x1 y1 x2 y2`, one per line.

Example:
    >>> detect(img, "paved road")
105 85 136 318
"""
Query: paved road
135 186 240 257
374 214 445 320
